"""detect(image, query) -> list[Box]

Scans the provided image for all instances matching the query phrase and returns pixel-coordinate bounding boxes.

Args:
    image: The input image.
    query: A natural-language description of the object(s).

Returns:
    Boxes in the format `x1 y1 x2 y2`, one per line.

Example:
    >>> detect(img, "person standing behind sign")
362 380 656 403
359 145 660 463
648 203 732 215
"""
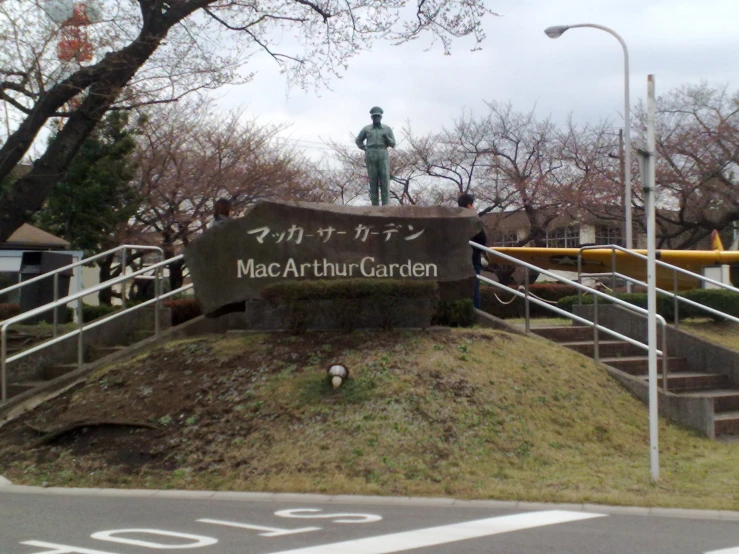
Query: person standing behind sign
458 193 487 310
210 198 232 228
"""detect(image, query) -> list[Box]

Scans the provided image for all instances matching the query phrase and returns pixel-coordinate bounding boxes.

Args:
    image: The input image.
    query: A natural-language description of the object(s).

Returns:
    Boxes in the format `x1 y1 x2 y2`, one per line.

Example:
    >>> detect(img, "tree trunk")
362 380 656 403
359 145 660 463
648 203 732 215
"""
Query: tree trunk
0 6 194 243
97 254 115 306
168 258 185 292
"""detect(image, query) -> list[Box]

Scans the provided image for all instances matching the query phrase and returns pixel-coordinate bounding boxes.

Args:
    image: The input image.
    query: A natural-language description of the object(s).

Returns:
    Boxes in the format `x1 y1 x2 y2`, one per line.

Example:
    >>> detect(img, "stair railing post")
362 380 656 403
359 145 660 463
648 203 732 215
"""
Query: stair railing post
154 266 161 338
1 327 7 403
593 295 599 362
53 273 59 338
673 272 679 328
121 249 127 311
524 267 531 333
577 254 583 305
661 322 668 393
611 248 617 291
77 295 84 369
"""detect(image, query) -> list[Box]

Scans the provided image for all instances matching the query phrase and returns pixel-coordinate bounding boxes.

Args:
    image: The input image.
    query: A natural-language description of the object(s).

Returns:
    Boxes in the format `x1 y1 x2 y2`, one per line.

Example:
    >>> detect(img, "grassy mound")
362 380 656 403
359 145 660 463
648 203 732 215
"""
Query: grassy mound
1 328 738 509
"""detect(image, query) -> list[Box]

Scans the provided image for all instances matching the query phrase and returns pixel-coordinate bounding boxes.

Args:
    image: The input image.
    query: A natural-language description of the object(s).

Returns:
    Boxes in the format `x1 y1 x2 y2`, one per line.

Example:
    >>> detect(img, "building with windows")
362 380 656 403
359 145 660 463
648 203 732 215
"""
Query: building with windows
0 223 84 307
482 210 641 249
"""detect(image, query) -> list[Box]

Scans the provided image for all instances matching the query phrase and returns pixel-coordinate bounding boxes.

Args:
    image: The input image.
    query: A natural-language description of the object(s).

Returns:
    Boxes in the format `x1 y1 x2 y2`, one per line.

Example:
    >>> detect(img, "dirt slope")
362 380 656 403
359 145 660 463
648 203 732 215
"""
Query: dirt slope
1 328 738 509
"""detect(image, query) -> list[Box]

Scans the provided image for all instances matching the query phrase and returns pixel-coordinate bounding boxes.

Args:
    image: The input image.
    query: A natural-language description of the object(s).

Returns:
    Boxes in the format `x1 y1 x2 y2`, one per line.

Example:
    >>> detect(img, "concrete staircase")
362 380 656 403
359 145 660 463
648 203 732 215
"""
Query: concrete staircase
531 324 739 438
4 315 160 401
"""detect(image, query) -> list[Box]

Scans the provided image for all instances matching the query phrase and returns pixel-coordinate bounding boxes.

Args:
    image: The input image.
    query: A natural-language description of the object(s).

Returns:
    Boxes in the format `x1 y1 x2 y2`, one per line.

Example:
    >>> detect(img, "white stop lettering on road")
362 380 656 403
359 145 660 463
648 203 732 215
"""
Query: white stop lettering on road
20 541 119 554
90 529 218 549
274 509 382 523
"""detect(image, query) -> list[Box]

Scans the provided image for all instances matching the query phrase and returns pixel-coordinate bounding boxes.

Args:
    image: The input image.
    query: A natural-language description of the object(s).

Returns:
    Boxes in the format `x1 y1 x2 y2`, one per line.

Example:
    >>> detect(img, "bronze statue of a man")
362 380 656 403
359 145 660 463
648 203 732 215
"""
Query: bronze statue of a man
355 106 396 206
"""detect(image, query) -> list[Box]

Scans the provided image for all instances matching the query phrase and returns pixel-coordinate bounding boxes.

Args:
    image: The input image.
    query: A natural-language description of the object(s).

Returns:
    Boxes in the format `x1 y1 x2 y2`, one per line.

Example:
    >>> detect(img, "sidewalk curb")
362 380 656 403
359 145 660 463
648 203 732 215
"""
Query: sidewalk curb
1 485 738 521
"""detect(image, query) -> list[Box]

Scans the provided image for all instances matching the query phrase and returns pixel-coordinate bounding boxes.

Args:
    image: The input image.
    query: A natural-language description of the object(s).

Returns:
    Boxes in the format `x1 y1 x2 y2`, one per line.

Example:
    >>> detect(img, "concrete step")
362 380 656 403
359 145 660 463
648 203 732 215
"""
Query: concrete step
6 381 47 398
714 411 739 436
532 326 593 343
561 340 647 358
128 329 154 343
6 344 25 355
86 345 127 363
636 372 732 393
42 363 80 381
600 356 690 375
681 389 739 414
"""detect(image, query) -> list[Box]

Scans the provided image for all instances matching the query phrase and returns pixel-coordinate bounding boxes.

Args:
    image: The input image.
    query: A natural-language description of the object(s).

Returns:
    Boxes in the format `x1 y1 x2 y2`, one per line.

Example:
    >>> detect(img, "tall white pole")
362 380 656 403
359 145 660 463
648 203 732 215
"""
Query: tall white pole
646 75 659 482
622 44 632 251
544 24 632 250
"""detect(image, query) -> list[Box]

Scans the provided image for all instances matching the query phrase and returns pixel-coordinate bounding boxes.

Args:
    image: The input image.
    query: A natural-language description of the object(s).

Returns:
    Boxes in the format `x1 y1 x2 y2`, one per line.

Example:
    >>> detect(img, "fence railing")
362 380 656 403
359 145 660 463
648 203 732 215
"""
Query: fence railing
1 254 190 404
0 244 165 337
577 244 739 327
475 243 669 391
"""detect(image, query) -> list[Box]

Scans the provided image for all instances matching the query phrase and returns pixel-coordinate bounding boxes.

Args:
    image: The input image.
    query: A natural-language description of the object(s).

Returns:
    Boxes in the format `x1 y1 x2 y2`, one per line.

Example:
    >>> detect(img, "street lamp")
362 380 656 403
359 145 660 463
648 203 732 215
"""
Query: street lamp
544 23 633 251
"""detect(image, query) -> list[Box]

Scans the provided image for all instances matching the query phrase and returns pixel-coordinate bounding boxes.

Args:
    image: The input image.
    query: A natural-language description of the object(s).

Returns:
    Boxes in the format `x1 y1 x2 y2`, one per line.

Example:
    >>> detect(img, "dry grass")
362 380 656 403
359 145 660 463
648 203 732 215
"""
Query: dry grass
677 318 739 352
2 328 739 510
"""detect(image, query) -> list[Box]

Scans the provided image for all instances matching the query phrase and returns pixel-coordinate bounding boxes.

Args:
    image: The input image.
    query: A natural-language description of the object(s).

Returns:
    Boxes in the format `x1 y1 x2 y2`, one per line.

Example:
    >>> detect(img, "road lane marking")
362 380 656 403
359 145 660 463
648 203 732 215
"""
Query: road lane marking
198 518 321 537
705 548 739 553
274 509 383 523
266 510 607 554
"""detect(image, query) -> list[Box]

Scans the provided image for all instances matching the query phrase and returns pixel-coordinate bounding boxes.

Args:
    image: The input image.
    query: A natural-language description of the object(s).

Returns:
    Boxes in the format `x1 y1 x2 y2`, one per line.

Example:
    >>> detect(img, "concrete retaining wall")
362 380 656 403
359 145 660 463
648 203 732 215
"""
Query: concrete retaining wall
574 304 739 386
572 303 739 438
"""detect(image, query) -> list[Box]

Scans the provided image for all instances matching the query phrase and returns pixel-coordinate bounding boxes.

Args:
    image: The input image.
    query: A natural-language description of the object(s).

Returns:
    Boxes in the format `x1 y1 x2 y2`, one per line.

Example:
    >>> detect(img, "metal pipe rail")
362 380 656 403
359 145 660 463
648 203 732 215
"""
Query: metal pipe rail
577 244 739 328
474 242 669 391
0 244 164 338
581 270 739 327
479 274 662 355
1 254 186 403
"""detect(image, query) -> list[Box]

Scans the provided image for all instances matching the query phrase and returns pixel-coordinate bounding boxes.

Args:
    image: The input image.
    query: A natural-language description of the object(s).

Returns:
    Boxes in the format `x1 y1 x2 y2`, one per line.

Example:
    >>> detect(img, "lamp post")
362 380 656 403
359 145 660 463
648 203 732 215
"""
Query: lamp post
634 75 659 482
544 24 633 251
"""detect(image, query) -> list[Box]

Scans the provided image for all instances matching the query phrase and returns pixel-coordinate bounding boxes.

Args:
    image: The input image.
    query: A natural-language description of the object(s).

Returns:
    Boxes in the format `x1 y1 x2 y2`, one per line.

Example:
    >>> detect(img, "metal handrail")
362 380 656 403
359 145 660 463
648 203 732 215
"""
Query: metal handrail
1 254 185 403
582 270 739 326
577 244 739 328
0 244 165 337
475 242 669 392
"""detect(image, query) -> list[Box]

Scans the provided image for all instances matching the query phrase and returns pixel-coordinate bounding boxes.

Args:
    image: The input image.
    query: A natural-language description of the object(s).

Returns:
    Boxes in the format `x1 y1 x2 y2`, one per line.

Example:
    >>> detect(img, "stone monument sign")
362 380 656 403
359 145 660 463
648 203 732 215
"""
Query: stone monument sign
184 200 483 317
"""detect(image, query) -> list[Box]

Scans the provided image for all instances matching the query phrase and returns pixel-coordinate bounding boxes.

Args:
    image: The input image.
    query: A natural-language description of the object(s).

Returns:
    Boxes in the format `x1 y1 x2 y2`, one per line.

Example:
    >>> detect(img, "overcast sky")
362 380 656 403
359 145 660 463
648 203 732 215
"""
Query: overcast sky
217 0 739 159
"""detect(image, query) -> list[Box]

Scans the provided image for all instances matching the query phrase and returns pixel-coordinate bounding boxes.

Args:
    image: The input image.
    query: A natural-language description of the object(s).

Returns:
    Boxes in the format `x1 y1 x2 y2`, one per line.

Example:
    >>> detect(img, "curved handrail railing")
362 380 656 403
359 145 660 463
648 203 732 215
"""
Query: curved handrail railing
475 243 669 392
1 254 188 403
577 244 739 327
582 270 739 326
0 244 165 337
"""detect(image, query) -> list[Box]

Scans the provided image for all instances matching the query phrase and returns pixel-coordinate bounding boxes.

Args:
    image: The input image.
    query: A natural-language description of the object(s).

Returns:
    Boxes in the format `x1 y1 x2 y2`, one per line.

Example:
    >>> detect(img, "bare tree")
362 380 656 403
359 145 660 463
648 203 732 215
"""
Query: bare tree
471 102 568 245
637 83 739 248
325 134 436 206
558 118 624 225
132 98 316 288
0 0 496 242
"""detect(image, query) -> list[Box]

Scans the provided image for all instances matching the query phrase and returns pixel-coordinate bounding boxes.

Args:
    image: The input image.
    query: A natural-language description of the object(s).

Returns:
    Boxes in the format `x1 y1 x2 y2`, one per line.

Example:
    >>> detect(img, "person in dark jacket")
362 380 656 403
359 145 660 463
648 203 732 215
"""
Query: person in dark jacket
210 198 232 228
458 193 487 309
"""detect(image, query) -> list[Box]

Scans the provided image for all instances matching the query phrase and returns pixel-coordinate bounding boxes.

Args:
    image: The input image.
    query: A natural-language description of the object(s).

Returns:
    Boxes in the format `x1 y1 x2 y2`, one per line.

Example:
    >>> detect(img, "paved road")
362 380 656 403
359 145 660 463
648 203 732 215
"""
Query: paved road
1 486 739 553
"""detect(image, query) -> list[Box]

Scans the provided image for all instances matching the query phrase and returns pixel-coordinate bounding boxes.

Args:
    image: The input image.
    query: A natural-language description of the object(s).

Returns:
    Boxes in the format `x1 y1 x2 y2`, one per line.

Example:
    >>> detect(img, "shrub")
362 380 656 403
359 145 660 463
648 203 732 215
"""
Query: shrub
557 288 739 322
162 298 202 326
432 299 475 327
261 279 439 333
0 303 20 321
82 303 120 322
681 288 739 321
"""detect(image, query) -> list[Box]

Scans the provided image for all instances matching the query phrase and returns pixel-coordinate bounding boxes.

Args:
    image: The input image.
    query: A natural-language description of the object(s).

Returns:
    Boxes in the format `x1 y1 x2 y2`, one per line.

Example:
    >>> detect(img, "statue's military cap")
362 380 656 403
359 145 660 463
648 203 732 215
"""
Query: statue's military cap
369 106 384 116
